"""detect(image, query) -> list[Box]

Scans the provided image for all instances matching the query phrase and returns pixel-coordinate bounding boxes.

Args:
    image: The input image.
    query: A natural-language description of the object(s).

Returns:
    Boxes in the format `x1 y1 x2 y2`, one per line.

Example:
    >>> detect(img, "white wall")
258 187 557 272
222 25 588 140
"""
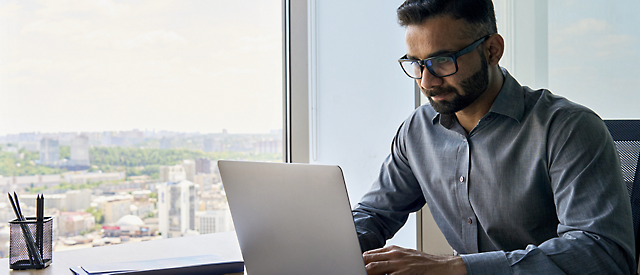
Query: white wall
304 0 416 248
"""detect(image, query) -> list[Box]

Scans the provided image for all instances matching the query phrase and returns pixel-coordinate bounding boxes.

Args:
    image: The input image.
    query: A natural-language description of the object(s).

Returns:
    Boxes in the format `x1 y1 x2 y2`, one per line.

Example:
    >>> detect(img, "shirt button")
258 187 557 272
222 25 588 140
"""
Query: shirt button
459 176 465 183
467 218 473 225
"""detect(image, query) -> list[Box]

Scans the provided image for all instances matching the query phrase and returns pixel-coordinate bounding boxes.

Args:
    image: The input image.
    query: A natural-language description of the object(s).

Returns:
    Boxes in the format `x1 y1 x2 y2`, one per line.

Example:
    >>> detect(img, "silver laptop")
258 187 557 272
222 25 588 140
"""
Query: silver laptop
218 160 367 275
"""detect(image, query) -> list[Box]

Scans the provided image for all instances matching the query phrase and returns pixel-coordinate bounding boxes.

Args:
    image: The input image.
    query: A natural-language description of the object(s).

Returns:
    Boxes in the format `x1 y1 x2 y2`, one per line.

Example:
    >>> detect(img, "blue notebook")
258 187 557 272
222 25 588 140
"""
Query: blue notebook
69 254 244 275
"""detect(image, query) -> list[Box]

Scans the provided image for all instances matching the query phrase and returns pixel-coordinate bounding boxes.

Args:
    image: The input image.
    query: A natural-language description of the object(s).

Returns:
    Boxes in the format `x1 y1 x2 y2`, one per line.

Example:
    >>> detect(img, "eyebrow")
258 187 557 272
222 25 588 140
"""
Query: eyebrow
406 49 456 60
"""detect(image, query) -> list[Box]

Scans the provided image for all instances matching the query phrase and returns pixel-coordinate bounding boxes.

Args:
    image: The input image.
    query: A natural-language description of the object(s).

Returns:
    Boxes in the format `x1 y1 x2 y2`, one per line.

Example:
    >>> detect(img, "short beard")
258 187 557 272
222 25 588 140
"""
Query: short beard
425 53 489 115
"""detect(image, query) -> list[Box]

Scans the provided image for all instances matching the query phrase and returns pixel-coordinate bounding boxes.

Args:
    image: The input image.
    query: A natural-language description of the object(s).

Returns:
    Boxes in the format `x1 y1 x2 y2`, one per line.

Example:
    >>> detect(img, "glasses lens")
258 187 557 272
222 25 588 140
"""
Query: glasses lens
401 60 422 79
426 56 456 77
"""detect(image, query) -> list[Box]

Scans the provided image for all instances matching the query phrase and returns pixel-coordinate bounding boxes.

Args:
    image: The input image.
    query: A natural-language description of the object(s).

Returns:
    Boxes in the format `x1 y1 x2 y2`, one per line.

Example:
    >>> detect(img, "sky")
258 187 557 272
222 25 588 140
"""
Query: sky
0 0 282 135
547 0 640 119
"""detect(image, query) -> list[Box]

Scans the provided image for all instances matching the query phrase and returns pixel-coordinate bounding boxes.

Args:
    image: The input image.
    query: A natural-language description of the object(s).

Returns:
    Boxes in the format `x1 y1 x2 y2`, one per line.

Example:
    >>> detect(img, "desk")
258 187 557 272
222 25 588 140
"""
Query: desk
0 231 244 275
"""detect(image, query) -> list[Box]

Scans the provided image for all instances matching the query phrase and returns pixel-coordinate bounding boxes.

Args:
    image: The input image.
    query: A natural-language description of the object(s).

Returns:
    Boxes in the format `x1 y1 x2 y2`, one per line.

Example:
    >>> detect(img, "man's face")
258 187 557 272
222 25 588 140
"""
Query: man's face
405 16 489 114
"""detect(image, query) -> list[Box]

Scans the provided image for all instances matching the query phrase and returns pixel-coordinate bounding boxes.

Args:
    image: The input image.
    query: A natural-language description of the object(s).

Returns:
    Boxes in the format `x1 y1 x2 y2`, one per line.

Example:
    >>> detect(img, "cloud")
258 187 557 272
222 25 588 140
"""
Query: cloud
115 30 188 50
558 18 607 36
550 18 637 59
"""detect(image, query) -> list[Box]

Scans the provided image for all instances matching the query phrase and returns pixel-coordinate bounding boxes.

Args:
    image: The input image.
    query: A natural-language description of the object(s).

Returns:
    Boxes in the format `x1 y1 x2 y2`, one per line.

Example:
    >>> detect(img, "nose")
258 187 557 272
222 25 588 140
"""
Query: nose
418 68 444 90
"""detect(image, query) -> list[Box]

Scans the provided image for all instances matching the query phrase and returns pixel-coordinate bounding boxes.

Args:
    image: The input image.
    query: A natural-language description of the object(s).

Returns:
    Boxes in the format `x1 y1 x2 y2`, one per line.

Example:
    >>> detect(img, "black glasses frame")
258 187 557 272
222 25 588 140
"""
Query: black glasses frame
398 34 493 79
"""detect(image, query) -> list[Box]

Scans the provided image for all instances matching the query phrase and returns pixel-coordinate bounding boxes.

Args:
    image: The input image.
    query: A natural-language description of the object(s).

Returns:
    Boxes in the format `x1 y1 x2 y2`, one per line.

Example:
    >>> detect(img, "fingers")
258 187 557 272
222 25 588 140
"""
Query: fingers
363 245 400 264
362 246 407 275
365 259 395 275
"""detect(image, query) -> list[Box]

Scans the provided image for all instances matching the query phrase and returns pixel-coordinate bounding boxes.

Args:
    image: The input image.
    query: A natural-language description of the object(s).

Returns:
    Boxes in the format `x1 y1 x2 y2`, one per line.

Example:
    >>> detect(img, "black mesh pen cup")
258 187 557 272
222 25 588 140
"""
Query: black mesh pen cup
9 217 53 270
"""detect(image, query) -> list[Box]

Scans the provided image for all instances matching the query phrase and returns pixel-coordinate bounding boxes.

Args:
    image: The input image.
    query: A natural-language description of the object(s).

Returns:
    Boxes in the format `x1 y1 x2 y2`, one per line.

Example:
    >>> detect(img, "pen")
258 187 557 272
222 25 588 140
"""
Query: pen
37 194 44 258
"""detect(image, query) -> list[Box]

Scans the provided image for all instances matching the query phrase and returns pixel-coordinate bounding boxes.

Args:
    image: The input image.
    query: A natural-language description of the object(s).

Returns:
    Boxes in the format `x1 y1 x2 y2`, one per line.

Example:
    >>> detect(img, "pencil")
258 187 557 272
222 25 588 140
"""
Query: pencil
8 193 43 266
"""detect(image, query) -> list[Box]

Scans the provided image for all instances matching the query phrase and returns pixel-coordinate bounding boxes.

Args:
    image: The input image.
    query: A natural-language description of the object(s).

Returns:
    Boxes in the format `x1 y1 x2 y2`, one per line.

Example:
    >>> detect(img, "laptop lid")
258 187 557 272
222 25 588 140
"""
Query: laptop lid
218 160 367 275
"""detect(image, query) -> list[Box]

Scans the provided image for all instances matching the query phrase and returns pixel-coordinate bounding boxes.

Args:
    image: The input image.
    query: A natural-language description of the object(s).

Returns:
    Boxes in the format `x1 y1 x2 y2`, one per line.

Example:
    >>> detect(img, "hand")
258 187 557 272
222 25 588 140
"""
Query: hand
362 245 467 275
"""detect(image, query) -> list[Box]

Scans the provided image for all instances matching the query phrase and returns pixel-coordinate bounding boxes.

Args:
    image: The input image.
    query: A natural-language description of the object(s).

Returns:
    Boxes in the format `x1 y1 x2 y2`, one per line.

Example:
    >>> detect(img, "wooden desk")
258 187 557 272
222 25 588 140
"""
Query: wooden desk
0 231 244 275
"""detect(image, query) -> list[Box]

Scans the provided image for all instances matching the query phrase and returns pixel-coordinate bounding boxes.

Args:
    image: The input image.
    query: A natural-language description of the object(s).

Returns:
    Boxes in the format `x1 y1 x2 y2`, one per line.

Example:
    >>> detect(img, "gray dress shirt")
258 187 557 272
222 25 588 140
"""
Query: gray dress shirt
353 69 636 274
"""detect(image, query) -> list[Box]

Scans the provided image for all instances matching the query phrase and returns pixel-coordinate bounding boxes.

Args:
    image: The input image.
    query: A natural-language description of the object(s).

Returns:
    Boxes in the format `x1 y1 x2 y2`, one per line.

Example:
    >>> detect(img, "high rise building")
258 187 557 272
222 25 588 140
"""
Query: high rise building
39 138 59 166
194 174 216 193
195 158 211 174
65 189 92 212
182 160 195 182
156 180 196 238
70 135 90 169
102 197 133 225
253 139 282 154
195 210 234 234
159 165 186 183
203 138 223 152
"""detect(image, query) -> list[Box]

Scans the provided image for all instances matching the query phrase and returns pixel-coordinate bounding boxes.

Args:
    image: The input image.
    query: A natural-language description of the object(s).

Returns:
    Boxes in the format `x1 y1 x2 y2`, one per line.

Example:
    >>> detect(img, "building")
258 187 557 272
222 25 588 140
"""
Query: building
19 141 39 152
58 212 95 236
21 189 91 212
65 189 93 212
103 215 149 237
156 180 196 238
39 138 59 166
253 139 282 154
195 210 234 234
0 174 62 193
182 160 195 182
194 174 216 193
69 135 90 169
159 164 186 183
101 196 133 225
64 171 126 185
195 158 211 174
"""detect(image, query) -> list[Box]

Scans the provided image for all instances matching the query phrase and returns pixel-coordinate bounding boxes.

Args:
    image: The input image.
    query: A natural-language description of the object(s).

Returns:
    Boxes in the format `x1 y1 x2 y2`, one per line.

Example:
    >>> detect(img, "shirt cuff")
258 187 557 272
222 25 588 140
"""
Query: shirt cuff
356 230 384 253
460 251 511 275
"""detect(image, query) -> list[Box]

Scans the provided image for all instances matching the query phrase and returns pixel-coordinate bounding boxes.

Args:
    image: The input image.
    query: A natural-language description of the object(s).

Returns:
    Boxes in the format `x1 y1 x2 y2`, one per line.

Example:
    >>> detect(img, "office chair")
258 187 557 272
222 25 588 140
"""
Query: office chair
604 120 640 267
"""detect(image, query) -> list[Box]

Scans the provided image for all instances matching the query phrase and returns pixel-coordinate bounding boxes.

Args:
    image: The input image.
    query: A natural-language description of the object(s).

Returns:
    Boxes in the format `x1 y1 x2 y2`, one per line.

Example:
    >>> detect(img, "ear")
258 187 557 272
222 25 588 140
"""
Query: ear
484 34 504 66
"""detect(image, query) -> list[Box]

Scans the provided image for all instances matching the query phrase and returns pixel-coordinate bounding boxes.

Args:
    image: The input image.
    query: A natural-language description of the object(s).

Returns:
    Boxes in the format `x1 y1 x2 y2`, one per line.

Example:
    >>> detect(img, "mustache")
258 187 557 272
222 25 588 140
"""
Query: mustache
422 86 458 97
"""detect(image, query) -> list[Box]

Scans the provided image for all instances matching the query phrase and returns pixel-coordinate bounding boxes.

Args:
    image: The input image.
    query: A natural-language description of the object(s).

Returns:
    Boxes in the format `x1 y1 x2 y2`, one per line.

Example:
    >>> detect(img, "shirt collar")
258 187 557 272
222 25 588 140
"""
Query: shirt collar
430 68 525 125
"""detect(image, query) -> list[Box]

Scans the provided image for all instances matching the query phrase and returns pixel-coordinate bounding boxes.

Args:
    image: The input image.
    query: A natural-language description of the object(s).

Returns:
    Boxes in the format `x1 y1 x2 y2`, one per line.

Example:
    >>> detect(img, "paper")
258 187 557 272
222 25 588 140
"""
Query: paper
69 254 244 275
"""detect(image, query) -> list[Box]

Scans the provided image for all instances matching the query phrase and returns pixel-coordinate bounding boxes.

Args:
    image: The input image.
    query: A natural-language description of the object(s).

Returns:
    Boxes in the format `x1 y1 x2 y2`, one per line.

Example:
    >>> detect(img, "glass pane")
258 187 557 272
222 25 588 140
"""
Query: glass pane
548 0 640 118
0 0 282 252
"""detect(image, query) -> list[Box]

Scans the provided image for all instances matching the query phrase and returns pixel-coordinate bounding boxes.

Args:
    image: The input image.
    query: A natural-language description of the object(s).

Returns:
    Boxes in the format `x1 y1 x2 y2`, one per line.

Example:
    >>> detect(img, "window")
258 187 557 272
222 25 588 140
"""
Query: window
0 0 282 253
547 0 640 118
493 0 640 118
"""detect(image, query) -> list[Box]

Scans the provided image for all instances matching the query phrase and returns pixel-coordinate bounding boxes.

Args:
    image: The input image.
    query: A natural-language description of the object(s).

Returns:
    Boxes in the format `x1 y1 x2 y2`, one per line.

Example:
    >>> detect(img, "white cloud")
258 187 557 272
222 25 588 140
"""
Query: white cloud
558 18 608 36
550 18 637 59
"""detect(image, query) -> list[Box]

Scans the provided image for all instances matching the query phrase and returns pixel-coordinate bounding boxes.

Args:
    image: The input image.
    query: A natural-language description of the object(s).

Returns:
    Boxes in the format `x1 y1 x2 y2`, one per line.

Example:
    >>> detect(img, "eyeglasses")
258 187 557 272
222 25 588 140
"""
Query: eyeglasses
398 34 492 79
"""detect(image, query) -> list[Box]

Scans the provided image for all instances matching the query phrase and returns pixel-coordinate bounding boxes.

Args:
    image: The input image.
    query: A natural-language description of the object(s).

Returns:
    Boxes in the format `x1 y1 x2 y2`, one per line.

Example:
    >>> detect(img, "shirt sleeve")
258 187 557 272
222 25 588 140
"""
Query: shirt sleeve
352 121 426 252
462 110 636 275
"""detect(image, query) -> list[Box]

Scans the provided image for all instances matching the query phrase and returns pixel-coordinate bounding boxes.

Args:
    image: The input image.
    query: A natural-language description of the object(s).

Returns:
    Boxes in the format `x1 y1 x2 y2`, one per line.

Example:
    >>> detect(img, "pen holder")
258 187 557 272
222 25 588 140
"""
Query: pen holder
9 217 53 270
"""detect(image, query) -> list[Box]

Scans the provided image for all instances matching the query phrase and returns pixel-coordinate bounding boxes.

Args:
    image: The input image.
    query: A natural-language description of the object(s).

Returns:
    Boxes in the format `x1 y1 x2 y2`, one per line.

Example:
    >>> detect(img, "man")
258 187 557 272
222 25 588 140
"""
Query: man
352 0 636 274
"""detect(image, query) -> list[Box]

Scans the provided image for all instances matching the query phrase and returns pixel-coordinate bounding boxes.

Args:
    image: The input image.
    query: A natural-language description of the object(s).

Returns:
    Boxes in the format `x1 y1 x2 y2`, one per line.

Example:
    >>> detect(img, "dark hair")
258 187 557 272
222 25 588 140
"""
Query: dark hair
397 0 497 37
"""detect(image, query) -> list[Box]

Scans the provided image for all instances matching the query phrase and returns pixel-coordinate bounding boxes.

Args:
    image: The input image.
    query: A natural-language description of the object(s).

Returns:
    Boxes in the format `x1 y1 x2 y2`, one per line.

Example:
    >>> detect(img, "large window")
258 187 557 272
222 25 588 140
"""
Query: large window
0 0 282 253
547 0 640 118
492 0 640 118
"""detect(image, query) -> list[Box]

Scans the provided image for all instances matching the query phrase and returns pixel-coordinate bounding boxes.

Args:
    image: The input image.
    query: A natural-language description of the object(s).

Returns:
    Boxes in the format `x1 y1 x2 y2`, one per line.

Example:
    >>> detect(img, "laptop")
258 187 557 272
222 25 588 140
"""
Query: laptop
218 160 367 274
